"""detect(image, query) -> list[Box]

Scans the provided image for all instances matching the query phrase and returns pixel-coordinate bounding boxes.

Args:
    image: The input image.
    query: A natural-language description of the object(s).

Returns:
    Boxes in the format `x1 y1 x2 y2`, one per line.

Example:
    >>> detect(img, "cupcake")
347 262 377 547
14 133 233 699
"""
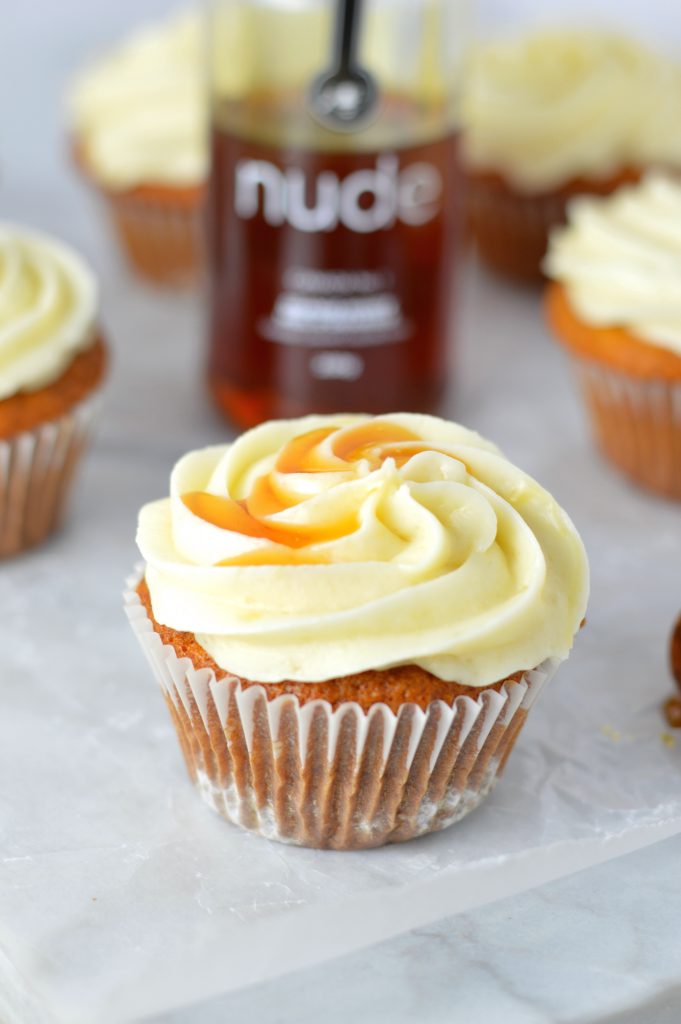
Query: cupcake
69 12 205 286
0 224 107 557
126 413 588 849
545 174 681 500
461 30 681 282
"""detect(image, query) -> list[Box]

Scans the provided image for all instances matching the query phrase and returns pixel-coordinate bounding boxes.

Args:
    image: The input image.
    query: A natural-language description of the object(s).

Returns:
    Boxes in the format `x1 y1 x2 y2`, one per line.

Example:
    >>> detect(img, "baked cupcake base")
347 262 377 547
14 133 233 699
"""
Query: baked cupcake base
547 283 681 500
125 573 556 850
0 339 107 558
467 167 640 284
574 361 681 499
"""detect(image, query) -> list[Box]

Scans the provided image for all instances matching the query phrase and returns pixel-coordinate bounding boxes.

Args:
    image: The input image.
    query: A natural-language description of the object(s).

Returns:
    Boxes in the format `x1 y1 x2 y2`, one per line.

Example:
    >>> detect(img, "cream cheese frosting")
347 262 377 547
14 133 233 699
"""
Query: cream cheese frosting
69 11 206 190
461 30 675 191
137 414 589 687
0 224 98 400
545 175 681 355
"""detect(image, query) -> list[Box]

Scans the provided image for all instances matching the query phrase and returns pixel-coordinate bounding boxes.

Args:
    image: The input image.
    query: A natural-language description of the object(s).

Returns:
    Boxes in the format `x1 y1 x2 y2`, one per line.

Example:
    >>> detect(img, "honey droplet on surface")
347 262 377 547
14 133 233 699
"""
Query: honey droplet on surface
663 695 681 730
670 614 681 694
662 615 681 730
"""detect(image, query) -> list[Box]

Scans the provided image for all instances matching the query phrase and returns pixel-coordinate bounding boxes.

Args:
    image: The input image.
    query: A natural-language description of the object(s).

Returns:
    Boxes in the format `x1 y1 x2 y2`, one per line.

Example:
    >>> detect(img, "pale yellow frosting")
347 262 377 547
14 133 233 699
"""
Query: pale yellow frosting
69 11 206 190
461 30 676 191
0 224 98 400
545 175 681 355
136 414 589 687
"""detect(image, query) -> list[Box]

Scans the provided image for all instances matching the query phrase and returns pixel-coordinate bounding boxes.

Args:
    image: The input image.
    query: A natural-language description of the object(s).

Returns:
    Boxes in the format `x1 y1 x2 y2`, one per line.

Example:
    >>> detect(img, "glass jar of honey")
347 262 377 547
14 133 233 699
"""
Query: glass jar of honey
207 0 468 428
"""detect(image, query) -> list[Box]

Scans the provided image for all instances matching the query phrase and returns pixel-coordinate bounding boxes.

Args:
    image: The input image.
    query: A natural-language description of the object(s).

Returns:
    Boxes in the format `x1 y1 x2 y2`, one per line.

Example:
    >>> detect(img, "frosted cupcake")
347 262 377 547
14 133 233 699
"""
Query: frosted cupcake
545 175 681 500
0 224 107 556
69 12 205 286
461 30 681 282
126 413 588 849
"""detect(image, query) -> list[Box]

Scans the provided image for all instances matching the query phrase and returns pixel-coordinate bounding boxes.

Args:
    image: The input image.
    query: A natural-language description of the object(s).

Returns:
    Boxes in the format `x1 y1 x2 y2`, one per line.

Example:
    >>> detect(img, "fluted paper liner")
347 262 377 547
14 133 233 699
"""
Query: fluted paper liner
101 190 203 286
573 357 681 500
0 394 101 558
72 140 203 286
468 183 565 282
125 572 558 850
466 170 639 284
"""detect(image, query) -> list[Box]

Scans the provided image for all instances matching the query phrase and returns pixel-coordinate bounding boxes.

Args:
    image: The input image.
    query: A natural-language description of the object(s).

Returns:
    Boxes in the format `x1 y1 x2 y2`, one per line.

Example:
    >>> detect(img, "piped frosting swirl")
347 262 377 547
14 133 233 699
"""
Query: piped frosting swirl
461 30 678 191
0 224 98 400
69 12 206 190
545 174 681 355
137 414 588 687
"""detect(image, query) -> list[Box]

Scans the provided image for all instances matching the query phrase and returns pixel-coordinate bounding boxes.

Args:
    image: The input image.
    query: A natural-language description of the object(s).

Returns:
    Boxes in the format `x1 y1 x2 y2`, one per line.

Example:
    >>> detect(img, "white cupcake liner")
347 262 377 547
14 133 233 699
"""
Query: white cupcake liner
124 569 559 850
100 189 204 287
573 356 681 500
0 392 101 558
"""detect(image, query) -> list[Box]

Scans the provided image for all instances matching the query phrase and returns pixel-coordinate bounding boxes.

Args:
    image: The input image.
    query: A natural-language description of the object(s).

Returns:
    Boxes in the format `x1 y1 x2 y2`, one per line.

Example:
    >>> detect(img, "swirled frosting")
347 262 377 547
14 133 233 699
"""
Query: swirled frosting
545 175 681 355
69 12 206 189
0 224 98 400
461 30 675 191
137 414 588 687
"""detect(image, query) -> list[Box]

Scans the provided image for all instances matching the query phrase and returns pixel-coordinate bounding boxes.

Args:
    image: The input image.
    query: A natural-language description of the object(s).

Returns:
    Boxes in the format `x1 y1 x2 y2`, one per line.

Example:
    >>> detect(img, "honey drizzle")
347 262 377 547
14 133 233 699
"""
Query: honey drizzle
182 421 456 563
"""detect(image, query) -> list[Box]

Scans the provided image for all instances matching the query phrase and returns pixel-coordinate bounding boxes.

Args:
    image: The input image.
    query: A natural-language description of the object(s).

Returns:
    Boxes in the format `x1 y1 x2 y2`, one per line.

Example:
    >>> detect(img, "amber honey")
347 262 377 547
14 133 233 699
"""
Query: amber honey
181 419 461 562
207 93 460 428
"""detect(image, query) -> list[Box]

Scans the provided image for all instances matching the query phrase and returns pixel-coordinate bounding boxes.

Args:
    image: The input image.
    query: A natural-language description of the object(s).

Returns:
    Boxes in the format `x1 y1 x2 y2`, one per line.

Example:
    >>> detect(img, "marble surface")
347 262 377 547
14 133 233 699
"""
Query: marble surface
0 256 679 1023
2 2 681 1023
152 833 681 1024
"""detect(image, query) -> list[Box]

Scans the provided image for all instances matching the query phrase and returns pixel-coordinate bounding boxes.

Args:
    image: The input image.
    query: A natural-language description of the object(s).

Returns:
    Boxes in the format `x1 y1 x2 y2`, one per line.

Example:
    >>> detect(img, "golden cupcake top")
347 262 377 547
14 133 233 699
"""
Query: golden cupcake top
461 29 679 191
69 11 206 190
0 223 98 400
545 175 681 357
136 414 589 687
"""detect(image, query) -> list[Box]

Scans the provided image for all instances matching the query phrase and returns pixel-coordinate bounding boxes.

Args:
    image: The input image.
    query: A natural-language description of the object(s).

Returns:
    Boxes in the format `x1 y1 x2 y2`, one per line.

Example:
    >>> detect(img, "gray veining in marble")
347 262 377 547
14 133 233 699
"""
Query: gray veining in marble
150 833 681 1024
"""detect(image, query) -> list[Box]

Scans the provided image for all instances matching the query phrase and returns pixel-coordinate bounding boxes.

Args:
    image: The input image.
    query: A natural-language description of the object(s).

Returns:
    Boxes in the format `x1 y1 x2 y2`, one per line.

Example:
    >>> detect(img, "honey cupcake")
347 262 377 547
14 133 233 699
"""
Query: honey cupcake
126 413 588 849
69 12 205 286
545 175 681 500
0 224 107 557
461 30 680 282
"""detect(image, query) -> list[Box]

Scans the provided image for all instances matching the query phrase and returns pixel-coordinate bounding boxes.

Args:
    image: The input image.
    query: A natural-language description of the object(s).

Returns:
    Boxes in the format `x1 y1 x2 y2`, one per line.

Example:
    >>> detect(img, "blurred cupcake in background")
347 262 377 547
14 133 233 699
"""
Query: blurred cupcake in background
461 30 681 283
545 174 681 500
0 224 107 557
69 11 206 286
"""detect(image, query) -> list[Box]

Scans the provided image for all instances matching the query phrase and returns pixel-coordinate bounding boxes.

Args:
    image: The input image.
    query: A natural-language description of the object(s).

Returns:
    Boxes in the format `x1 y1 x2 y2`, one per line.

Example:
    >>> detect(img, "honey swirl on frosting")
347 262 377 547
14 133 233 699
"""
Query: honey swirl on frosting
182 421 458 562
137 413 589 686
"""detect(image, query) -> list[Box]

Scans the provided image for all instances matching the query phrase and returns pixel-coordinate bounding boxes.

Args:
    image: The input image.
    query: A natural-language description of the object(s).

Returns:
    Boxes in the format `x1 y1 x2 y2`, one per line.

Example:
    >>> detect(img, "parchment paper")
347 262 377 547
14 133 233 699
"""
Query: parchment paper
1 260 680 1024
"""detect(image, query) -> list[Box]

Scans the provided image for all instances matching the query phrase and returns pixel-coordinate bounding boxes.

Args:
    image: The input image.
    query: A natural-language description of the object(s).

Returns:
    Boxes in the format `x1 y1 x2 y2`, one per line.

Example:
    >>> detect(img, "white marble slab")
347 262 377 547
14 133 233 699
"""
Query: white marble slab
149 832 681 1024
